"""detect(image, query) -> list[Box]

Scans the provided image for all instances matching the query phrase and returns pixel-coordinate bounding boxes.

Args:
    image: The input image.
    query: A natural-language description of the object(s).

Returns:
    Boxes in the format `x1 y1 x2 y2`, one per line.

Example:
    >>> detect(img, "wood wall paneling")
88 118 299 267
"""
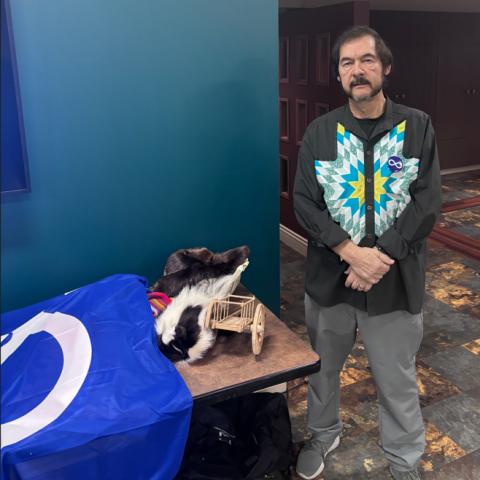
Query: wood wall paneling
315 33 330 86
280 154 289 199
295 35 309 85
313 102 329 122
279 36 289 83
295 99 308 145
279 97 290 143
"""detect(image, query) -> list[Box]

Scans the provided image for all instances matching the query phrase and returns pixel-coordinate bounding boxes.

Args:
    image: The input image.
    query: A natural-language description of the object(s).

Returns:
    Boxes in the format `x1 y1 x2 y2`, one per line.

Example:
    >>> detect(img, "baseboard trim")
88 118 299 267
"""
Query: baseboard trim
442 195 480 213
430 227 480 262
280 224 307 257
440 164 480 175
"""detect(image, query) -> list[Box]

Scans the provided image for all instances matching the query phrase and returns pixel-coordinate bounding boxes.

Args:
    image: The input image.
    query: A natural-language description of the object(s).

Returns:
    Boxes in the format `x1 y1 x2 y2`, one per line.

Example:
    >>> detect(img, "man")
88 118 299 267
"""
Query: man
293 26 441 480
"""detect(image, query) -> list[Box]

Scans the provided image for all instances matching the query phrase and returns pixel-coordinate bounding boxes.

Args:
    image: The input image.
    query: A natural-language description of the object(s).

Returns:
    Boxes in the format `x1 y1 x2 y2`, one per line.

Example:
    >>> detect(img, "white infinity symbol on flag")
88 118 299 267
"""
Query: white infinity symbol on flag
387 157 403 170
1 311 92 448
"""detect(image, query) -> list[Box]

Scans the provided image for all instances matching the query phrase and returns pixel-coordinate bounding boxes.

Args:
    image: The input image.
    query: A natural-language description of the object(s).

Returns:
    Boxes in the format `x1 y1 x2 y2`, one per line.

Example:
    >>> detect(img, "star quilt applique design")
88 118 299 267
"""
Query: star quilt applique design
315 123 366 243
373 120 419 237
314 121 419 244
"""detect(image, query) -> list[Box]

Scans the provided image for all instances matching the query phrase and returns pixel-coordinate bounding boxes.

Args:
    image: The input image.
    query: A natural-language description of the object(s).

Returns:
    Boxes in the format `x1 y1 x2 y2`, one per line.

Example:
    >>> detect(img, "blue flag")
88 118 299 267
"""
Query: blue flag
1 274 192 480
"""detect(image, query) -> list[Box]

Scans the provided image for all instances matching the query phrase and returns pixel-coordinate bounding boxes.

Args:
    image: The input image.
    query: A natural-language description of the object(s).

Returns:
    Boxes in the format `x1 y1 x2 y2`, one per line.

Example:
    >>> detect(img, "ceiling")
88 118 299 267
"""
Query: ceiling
279 0 480 13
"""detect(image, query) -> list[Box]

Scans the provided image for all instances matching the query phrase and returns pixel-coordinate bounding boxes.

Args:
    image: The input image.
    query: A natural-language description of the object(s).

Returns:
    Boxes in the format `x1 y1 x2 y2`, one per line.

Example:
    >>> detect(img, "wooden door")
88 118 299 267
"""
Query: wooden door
370 11 437 120
371 11 480 170
435 13 480 169
279 1 369 236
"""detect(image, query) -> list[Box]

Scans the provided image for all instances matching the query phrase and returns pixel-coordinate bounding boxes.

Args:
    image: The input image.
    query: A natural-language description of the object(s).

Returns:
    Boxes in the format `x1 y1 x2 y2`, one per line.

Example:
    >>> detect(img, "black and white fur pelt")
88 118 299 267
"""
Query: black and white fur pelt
152 245 250 363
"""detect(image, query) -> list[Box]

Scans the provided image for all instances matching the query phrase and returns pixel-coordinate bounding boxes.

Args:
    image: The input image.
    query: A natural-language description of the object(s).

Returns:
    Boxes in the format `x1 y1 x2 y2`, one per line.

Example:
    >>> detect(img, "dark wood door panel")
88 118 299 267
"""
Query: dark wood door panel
371 11 480 170
370 11 437 119
438 138 477 170
435 14 480 141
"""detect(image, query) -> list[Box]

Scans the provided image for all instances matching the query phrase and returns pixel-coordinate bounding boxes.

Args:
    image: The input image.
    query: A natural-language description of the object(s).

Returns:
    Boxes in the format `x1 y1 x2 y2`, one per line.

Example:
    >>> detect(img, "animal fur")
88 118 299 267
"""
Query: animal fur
153 245 250 363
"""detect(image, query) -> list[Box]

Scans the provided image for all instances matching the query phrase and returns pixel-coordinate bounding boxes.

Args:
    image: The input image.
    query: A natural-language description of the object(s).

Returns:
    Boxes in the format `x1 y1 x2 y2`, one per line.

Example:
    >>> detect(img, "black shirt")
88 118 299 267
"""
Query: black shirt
293 98 441 315
357 114 383 139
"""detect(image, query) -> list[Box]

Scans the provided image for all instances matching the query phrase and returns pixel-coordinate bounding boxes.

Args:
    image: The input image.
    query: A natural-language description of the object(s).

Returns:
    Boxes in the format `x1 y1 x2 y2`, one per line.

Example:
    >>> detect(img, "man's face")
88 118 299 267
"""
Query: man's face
338 35 390 103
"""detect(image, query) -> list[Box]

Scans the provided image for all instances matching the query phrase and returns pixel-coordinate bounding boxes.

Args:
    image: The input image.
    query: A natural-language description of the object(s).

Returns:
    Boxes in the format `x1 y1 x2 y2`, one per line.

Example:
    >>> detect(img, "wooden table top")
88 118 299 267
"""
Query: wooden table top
176 302 320 405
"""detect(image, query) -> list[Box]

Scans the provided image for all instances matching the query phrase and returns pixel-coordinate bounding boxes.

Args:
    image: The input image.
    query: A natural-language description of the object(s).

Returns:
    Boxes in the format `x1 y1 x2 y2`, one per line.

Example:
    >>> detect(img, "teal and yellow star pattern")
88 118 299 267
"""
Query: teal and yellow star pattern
314 121 419 244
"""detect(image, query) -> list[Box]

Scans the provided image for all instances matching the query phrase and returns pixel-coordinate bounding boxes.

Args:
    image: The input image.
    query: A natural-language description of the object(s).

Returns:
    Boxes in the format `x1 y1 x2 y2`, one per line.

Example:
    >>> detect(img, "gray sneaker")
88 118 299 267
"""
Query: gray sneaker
296 434 340 480
389 466 422 479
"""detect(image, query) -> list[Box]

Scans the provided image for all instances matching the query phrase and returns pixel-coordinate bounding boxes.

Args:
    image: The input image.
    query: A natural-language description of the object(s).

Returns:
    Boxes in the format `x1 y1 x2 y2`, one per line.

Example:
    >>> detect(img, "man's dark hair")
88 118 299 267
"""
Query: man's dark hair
331 26 393 76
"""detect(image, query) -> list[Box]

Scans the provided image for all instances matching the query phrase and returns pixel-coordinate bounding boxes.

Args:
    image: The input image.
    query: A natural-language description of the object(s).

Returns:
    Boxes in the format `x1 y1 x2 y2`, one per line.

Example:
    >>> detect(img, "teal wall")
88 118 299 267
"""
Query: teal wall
1 1 279 313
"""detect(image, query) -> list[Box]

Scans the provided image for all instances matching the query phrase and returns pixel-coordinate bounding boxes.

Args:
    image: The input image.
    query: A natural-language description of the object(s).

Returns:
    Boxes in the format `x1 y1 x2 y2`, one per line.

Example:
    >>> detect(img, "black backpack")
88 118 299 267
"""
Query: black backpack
175 392 293 480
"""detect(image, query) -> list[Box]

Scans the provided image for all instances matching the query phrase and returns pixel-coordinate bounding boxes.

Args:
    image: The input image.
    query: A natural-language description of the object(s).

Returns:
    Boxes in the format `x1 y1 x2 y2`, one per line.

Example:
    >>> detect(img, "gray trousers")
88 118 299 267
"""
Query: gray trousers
305 294 426 471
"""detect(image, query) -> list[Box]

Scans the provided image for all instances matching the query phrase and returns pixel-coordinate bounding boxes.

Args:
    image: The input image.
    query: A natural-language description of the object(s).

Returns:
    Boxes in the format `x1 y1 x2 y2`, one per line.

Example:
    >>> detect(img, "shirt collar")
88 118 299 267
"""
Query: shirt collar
340 96 397 141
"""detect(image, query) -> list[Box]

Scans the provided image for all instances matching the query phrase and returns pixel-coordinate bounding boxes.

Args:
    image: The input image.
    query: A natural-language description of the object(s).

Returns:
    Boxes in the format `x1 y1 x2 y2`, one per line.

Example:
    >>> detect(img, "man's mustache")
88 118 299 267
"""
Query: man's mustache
350 77 371 88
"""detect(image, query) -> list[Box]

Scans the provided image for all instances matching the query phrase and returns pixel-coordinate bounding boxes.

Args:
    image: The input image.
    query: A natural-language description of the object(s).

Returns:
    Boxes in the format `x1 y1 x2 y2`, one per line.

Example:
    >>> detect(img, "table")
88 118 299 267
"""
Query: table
176 301 320 405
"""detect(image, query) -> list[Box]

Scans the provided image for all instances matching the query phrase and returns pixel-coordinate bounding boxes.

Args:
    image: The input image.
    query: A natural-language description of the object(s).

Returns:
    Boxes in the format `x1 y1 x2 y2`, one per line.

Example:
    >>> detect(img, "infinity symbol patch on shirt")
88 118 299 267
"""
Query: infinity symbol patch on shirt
387 156 403 173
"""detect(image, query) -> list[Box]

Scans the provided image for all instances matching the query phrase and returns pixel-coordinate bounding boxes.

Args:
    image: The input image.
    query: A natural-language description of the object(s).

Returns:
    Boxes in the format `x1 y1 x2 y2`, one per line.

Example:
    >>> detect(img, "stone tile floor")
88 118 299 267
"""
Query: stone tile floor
281 171 480 479
440 170 480 204
437 206 480 241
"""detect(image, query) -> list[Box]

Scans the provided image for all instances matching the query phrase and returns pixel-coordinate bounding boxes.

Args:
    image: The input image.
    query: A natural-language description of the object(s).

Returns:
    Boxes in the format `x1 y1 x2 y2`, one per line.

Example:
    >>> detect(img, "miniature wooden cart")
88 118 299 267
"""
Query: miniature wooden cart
204 295 266 355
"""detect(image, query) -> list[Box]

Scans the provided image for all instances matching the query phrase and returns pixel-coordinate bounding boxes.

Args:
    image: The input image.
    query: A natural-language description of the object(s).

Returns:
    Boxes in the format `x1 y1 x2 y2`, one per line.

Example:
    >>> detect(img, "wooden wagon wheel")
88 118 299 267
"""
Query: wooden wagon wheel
204 300 216 329
251 303 265 355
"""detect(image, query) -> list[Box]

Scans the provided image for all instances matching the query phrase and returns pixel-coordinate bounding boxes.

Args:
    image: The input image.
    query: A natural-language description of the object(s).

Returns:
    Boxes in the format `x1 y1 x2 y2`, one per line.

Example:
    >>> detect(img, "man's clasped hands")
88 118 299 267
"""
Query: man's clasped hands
333 239 395 292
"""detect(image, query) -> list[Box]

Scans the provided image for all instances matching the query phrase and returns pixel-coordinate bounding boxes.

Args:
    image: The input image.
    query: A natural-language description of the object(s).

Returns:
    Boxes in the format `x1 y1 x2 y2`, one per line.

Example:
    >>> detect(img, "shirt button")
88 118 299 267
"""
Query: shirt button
366 150 372 155
366 177 372 183
367 205 373 211
366 233 373 239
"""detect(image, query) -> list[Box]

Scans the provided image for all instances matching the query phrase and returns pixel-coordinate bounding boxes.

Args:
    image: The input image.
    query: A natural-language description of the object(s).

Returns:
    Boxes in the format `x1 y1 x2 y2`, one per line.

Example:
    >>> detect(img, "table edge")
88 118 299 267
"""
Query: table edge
191 358 321 406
